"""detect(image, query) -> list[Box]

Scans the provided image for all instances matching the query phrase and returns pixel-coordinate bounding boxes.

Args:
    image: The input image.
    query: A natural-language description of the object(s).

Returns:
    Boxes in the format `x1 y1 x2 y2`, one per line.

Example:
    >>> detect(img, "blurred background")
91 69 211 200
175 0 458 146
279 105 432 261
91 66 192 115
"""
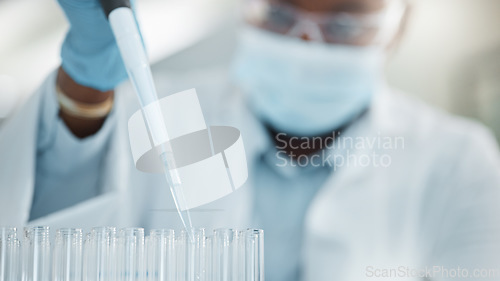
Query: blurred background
1 0 500 143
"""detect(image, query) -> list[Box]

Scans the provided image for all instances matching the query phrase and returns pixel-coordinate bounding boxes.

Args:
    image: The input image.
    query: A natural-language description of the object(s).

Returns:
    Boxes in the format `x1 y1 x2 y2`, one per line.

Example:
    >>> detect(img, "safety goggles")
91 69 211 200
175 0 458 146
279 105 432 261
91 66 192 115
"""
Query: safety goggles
242 0 406 45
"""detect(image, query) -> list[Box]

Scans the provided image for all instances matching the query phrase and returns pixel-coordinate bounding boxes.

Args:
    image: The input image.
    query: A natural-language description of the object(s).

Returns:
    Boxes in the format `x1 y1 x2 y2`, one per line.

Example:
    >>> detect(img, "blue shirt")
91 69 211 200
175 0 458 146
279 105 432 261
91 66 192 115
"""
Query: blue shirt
252 146 332 281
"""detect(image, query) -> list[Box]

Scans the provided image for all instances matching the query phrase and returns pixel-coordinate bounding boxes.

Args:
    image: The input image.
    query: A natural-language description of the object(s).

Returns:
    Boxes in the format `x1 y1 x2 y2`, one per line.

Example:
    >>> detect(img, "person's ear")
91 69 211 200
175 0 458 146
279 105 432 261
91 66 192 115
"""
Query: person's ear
387 2 412 52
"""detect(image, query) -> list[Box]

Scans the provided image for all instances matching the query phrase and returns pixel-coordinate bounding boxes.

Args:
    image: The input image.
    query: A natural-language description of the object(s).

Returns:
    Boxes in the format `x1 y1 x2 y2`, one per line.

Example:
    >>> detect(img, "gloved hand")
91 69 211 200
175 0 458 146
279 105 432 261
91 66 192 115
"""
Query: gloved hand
58 0 136 91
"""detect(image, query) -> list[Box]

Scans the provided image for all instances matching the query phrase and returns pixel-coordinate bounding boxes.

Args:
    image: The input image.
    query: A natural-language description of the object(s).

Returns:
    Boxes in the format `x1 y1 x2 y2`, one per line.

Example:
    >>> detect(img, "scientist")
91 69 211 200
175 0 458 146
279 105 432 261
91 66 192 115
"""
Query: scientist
1 0 500 280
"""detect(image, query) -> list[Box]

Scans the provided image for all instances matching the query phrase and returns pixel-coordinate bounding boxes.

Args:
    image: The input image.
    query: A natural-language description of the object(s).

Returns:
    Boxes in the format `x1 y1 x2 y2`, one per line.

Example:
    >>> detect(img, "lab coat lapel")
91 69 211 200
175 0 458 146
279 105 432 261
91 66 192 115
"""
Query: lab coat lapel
0 85 41 225
305 88 401 219
302 89 417 281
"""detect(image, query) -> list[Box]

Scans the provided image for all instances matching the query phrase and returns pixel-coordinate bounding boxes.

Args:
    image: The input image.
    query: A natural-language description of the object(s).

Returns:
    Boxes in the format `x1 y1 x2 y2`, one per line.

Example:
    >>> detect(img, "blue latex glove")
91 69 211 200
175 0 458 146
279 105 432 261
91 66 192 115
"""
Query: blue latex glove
58 0 136 91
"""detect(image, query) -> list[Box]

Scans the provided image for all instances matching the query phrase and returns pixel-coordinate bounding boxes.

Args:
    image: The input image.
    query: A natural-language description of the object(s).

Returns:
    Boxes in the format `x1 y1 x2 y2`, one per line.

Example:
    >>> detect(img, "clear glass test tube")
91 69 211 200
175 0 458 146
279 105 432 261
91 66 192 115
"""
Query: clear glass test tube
117 228 145 281
175 230 187 281
204 236 212 281
213 229 235 281
245 229 264 281
1 227 20 281
82 233 90 281
188 229 206 281
52 228 83 281
84 227 117 281
175 228 208 281
232 230 245 281
146 229 175 281
176 228 214 281
23 226 51 281
212 229 246 281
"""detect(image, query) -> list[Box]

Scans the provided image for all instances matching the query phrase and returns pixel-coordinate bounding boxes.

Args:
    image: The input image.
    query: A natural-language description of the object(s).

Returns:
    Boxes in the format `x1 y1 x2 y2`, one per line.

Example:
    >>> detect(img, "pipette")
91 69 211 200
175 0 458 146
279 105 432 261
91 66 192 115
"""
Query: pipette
99 0 194 235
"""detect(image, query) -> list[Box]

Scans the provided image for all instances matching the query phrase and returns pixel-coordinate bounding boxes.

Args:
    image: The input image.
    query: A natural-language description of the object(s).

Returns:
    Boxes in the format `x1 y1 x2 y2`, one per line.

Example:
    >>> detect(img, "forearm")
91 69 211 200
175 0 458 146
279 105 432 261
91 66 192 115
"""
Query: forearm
56 67 114 138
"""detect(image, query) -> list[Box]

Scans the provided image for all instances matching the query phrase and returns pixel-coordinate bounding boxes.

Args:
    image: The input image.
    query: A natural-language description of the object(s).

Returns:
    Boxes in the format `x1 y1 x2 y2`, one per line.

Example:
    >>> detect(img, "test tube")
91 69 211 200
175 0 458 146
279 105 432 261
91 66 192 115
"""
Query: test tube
213 229 235 281
146 229 175 281
117 228 145 281
174 228 207 281
145 236 151 281
203 236 212 281
82 233 90 281
232 230 245 281
188 229 206 281
245 229 264 281
0 227 20 281
212 229 245 281
175 231 186 281
84 227 117 281
23 226 51 281
52 228 83 281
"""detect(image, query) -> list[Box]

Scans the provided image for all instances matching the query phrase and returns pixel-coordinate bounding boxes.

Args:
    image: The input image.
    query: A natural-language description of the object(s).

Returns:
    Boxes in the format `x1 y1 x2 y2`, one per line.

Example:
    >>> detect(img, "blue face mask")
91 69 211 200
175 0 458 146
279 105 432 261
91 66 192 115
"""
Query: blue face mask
231 26 385 136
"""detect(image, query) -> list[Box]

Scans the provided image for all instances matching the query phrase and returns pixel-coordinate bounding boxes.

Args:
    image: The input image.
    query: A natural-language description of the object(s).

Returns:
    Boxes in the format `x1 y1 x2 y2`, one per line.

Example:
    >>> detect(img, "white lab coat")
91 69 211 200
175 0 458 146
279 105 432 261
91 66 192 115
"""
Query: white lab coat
1 67 500 281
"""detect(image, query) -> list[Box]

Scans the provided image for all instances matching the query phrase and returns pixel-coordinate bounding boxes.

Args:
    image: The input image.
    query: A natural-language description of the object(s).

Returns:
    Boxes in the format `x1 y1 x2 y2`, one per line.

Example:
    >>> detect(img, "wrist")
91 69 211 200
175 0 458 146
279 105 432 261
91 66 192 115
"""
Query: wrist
57 67 114 105
56 67 114 138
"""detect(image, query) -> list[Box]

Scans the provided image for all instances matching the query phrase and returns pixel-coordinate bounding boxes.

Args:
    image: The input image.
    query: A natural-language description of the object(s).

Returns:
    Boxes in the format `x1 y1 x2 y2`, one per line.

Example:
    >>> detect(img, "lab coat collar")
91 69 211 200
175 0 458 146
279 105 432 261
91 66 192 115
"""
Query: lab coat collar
366 84 407 136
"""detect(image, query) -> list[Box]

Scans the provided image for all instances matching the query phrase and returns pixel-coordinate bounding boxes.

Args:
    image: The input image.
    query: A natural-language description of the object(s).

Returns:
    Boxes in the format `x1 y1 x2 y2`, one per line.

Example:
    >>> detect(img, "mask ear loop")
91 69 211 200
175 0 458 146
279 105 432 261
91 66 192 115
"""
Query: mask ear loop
287 18 326 42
